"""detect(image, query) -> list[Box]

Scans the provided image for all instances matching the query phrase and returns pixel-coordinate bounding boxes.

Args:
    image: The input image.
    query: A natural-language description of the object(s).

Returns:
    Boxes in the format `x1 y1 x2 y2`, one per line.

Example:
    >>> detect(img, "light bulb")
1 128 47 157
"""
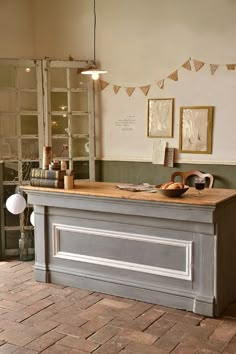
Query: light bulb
92 72 99 80
25 67 31 73
59 105 67 111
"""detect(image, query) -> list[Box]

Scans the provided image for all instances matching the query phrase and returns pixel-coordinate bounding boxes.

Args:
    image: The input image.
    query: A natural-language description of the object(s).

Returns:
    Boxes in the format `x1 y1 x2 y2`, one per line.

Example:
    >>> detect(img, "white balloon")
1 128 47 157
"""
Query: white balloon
6 194 26 215
30 211 35 226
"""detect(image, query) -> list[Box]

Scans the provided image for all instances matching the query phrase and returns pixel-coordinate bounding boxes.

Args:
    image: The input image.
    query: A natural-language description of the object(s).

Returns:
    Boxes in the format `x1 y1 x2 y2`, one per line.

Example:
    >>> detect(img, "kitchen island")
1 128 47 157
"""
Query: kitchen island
24 181 236 317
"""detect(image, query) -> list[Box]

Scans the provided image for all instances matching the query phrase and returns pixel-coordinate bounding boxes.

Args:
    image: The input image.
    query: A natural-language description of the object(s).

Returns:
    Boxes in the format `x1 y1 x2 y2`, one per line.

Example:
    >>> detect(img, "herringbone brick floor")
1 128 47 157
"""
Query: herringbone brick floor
0 260 236 353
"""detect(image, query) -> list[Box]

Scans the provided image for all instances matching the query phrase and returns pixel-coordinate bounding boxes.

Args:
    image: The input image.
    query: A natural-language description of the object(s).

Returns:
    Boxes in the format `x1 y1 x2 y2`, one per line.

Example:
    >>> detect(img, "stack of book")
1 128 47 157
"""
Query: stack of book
30 168 66 188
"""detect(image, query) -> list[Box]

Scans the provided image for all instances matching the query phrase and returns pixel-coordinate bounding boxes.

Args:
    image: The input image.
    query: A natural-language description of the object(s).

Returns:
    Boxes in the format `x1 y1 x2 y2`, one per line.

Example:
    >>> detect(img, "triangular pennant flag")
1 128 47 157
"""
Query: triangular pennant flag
157 79 164 89
168 70 178 81
113 85 121 94
126 87 135 97
182 59 192 71
100 80 109 90
210 64 219 75
226 64 236 70
193 59 205 72
139 85 150 96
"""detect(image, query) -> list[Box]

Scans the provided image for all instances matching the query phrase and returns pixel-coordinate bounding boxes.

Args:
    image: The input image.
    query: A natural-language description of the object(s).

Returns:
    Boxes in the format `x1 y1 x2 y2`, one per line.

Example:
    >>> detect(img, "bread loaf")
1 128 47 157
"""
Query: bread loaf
160 182 184 189
160 182 173 189
166 182 184 189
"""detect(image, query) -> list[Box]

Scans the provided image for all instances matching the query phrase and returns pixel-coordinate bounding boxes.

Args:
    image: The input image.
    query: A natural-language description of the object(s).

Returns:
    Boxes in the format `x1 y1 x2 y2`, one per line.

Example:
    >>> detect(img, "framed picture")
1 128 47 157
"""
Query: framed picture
147 98 174 137
179 106 214 154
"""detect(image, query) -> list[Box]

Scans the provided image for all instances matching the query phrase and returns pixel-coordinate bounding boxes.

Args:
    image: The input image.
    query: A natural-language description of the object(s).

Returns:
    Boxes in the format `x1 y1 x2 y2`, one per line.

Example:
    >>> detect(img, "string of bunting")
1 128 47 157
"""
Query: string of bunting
98 58 236 97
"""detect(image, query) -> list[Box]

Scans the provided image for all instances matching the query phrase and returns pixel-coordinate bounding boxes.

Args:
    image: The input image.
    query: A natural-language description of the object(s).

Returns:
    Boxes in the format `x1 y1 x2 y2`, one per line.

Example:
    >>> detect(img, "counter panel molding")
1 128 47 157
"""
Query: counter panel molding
52 223 193 281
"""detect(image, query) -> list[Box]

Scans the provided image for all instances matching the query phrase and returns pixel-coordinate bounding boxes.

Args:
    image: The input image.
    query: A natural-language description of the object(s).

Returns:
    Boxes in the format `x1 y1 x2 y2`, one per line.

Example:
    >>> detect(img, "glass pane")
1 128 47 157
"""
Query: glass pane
50 68 67 88
0 66 16 87
0 142 11 159
5 230 20 249
20 92 37 110
4 209 19 227
21 139 39 159
0 114 17 136
21 115 38 135
71 92 88 111
18 67 36 89
22 161 39 181
51 115 68 135
51 92 67 111
72 137 89 157
73 161 89 179
0 90 17 112
3 162 18 181
4 185 17 203
52 138 69 158
70 68 88 89
71 115 89 134
5 138 18 159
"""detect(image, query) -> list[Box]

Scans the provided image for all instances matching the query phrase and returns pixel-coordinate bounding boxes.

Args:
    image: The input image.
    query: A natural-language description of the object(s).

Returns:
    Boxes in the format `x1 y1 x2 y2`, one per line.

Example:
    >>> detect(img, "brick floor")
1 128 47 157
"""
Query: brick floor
0 260 236 353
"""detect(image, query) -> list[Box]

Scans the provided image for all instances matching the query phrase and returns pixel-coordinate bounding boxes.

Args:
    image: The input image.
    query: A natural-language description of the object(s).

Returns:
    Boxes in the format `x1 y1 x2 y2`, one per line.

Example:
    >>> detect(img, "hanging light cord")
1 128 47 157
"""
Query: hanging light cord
81 0 107 78
93 0 97 65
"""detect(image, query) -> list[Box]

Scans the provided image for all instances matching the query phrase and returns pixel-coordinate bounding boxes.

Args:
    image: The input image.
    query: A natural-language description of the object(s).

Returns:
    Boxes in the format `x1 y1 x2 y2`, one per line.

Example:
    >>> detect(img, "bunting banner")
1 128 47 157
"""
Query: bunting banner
139 85 150 96
157 79 165 89
182 59 191 71
193 59 205 72
226 64 236 70
100 80 109 90
113 85 121 94
210 64 219 75
126 87 135 97
95 57 236 97
168 70 178 81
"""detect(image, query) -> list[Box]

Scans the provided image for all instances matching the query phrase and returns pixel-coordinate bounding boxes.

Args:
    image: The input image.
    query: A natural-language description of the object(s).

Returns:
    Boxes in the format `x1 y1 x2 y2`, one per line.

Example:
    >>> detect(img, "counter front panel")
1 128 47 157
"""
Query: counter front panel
24 182 236 317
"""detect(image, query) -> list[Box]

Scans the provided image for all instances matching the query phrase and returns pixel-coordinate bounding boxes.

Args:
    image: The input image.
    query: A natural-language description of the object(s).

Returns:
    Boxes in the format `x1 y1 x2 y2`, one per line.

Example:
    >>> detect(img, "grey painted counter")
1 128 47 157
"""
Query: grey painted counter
24 181 236 317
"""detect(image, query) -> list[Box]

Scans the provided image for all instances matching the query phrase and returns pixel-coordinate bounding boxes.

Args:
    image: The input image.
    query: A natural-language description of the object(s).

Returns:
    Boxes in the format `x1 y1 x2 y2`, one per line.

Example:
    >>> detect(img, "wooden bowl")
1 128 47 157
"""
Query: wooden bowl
156 185 189 198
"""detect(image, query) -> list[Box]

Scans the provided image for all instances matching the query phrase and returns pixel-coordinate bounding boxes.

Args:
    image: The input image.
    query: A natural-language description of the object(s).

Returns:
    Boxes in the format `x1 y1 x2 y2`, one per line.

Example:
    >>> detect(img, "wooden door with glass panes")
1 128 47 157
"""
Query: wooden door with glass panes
0 59 95 259
43 60 95 181
0 59 43 258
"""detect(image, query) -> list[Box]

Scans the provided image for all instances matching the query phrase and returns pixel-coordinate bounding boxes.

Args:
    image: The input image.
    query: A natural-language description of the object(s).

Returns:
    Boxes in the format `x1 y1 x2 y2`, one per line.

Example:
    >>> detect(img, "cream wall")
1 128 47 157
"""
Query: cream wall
31 0 92 60
1 0 236 164
0 0 35 57
95 0 236 164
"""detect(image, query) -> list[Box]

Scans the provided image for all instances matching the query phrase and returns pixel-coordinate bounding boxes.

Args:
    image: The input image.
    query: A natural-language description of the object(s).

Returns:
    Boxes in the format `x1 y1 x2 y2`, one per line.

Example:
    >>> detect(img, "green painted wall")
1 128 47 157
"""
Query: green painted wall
96 161 236 189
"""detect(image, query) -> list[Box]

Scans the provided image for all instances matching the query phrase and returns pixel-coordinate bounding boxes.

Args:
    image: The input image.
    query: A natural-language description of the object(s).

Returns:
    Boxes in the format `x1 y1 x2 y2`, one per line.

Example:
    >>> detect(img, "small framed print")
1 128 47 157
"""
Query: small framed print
147 98 174 138
179 106 213 154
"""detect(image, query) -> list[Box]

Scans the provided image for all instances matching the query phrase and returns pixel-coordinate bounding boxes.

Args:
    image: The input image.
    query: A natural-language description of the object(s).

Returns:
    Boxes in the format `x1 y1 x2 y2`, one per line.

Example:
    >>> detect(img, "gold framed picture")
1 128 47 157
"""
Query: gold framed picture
147 98 174 138
179 106 214 154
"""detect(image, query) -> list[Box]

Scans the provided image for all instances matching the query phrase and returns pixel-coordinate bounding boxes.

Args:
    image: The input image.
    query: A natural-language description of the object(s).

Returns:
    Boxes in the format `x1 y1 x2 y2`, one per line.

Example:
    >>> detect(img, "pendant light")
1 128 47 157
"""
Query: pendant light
81 0 107 80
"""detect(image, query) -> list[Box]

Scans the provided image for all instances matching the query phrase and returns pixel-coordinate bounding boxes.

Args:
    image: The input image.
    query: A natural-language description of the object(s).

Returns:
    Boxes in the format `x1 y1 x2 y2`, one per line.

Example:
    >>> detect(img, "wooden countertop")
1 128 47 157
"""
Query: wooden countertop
23 181 236 206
